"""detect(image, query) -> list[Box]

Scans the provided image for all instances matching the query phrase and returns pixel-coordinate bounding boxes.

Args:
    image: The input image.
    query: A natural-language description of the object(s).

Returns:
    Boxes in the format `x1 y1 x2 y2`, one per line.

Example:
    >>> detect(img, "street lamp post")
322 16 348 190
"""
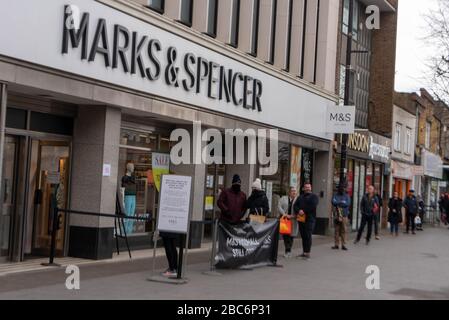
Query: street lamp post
339 0 354 188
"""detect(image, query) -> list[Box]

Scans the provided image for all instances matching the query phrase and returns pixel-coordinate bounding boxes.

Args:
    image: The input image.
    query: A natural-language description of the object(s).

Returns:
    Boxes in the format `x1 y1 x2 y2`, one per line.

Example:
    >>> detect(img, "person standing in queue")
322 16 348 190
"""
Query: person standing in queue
403 189 418 235
246 178 270 217
217 174 247 224
388 192 403 237
331 184 351 251
293 183 319 260
278 187 299 258
354 185 380 245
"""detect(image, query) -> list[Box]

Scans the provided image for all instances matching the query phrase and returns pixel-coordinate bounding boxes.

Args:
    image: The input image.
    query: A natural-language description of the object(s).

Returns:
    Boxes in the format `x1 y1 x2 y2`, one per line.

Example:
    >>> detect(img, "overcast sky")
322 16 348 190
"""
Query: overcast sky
394 0 439 93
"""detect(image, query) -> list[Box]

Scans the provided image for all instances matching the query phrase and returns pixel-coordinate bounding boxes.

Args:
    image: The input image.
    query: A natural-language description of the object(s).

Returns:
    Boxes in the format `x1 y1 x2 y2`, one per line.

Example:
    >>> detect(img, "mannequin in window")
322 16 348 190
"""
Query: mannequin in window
122 163 137 235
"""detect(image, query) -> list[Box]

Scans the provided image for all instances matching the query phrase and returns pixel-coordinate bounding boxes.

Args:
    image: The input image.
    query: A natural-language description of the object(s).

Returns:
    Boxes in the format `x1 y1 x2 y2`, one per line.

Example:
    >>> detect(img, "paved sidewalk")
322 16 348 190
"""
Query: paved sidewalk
0 227 448 300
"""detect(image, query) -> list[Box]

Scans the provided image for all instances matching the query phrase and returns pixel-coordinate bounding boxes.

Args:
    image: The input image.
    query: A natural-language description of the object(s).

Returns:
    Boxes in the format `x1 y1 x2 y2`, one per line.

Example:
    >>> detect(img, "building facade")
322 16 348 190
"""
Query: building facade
390 96 421 199
0 0 341 262
334 0 397 229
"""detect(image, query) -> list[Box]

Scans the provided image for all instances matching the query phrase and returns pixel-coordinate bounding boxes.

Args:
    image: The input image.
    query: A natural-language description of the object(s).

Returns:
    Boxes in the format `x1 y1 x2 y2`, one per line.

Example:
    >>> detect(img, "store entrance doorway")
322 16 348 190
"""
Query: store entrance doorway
0 135 70 262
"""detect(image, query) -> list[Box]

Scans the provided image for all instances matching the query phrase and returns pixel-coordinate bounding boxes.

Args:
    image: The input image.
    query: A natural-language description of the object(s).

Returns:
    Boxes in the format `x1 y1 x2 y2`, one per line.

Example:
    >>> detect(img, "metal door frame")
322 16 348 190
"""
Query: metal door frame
4 128 72 262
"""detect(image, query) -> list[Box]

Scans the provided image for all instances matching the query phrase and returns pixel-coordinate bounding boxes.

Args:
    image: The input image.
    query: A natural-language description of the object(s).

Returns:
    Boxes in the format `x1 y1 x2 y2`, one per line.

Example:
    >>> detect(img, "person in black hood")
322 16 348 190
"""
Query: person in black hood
246 178 270 216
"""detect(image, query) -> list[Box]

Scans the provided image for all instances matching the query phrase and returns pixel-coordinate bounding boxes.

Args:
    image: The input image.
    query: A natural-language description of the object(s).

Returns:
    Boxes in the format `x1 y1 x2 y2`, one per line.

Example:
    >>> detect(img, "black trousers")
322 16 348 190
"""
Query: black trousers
373 214 379 236
357 215 374 242
406 214 416 232
298 221 315 254
283 235 294 253
162 236 178 271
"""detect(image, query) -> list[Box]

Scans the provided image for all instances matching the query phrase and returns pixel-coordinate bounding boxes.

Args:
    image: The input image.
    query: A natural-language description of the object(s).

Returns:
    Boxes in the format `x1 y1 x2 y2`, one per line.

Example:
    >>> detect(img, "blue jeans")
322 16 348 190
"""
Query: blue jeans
390 222 399 234
124 195 136 235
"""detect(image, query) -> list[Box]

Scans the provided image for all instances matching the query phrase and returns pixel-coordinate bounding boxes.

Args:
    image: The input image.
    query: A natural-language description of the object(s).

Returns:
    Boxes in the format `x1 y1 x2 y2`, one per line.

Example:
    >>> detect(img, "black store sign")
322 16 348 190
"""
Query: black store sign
61 5 263 111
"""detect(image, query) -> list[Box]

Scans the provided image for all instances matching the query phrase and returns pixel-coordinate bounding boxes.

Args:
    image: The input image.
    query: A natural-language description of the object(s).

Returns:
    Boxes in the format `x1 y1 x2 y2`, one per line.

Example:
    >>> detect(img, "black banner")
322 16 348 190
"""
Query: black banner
215 220 279 269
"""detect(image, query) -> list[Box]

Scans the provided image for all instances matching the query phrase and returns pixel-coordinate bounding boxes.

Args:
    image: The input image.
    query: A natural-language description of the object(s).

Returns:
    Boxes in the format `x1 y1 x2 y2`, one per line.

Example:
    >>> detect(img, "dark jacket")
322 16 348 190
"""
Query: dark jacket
403 195 418 215
217 188 247 223
360 194 380 217
246 190 270 216
293 192 319 223
388 197 403 224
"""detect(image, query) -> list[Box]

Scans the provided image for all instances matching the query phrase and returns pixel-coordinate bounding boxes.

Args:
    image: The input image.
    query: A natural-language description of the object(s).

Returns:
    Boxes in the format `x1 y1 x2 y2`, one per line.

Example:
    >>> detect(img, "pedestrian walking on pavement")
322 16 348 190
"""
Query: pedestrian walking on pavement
278 187 299 258
217 174 247 224
388 192 403 237
293 183 319 260
403 189 419 235
354 185 380 245
373 193 382 240
331 184 351 251
417 196 425 231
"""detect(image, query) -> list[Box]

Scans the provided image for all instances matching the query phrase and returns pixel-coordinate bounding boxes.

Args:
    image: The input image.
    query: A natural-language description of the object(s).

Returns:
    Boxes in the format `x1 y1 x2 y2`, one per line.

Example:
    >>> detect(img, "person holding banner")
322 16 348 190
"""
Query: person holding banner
278 187 299 258
217 174 247 224
293 183 319 260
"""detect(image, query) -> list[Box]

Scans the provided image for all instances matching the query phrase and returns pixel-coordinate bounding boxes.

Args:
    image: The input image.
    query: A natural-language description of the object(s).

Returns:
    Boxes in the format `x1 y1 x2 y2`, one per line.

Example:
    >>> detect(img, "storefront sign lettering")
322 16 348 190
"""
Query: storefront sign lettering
347 132 370 153
61 5 263 111
369 137 390 162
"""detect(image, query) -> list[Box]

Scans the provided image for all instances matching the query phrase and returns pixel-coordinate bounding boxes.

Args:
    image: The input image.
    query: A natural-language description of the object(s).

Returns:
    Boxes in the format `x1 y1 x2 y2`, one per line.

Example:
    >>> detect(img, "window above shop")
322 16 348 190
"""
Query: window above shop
179 0 193 26
394 123 402 152
147 0 164 14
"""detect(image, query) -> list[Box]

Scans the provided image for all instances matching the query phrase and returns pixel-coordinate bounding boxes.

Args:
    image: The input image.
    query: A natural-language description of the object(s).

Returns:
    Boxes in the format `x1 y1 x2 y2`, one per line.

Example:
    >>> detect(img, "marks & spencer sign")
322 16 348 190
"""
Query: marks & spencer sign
0 0 335 140
62 5 263 111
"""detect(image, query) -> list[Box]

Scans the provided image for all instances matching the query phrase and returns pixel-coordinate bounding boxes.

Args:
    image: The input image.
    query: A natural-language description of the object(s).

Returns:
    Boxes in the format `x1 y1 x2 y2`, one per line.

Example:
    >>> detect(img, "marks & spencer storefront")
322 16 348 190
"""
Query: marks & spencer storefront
0 0 336 261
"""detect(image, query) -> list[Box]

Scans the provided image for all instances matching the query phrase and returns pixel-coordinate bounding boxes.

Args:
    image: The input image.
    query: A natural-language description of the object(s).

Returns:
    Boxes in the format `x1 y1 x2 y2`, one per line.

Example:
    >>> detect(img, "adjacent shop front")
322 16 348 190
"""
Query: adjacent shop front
334 130 391 230
421 149 444 208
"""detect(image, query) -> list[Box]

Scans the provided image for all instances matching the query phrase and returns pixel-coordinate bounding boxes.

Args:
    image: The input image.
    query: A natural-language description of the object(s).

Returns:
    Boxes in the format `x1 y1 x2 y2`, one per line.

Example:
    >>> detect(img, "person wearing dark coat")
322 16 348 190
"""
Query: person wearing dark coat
403 189 418 234
246 178 270 216
355 185 380 245
388 192 403 237
217 174 247 224
293 183 319 259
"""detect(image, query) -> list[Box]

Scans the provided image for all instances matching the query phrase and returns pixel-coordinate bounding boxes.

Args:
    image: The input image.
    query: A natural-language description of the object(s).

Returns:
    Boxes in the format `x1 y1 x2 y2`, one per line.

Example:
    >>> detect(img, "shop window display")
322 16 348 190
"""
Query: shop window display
260 142 290 218
118 128 172 236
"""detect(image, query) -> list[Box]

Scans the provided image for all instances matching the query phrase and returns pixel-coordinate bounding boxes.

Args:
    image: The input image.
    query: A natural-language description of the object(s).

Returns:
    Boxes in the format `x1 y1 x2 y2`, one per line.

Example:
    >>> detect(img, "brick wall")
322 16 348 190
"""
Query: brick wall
368 7 398 138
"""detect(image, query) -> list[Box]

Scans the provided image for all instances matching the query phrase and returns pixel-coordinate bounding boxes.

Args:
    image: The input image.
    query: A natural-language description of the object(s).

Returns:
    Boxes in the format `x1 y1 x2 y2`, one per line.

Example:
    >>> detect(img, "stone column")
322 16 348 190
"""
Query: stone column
312 148 334 235
68 105 121 260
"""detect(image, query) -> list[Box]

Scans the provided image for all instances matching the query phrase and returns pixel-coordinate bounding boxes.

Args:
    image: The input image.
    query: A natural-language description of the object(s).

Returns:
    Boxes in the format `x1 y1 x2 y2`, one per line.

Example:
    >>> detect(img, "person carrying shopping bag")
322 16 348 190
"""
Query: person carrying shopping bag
293 183 319 260
247 178 270 223
331 184 351 251
278 187 299 258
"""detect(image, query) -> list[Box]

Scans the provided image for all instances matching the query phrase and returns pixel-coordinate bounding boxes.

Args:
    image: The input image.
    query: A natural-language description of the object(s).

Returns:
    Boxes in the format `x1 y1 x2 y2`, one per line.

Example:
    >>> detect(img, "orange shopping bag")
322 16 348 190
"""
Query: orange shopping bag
279 217 292 235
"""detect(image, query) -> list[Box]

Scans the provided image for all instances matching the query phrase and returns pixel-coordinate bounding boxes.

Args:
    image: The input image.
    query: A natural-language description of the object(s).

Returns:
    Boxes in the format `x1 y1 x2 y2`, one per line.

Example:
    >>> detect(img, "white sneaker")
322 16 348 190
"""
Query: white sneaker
161 269 177 277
